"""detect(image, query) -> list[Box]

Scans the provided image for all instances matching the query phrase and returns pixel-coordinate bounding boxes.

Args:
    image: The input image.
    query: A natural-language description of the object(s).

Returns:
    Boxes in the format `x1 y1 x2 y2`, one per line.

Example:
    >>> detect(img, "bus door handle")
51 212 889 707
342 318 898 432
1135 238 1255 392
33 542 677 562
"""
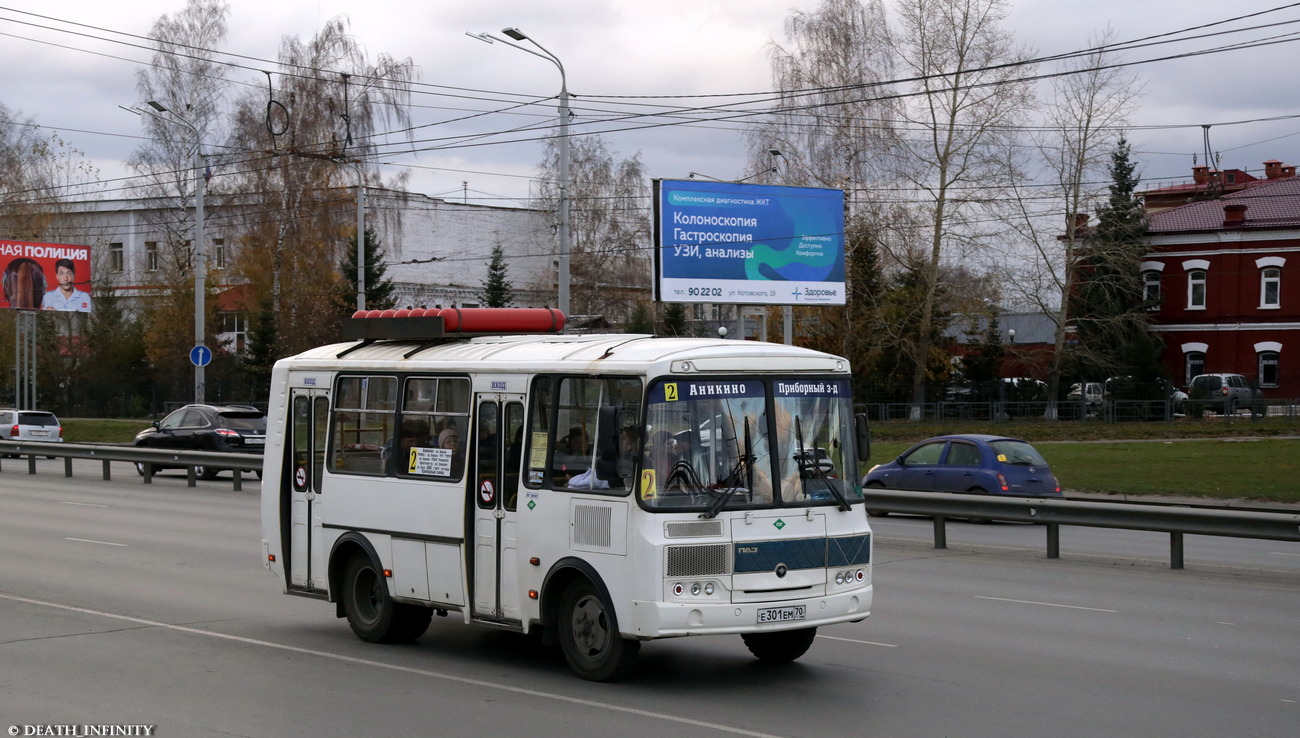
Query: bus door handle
493 508 506 520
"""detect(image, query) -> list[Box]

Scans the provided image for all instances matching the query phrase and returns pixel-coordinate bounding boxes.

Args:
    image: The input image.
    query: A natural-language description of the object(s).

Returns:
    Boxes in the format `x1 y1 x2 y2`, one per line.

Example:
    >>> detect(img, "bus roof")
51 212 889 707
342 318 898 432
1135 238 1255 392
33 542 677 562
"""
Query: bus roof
275 333 850 376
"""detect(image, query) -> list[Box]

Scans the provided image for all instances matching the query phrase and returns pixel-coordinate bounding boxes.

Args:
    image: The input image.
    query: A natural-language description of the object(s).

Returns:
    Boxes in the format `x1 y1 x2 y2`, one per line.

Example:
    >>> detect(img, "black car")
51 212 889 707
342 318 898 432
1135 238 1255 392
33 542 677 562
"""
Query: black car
133 404 266 479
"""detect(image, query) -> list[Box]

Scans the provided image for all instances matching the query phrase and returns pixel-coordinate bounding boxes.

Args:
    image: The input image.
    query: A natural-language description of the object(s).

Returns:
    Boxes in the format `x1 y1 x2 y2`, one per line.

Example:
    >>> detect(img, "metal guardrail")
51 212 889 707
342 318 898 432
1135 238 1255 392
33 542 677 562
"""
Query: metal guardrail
0 440 263 491
864 488 1300 569
6 440 1297 570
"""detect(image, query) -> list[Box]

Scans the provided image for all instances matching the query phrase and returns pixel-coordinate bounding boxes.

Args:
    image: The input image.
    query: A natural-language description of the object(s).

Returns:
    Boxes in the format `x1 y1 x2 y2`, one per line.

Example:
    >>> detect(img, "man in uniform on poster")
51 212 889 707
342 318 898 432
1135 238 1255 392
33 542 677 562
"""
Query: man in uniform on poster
42 258 92 312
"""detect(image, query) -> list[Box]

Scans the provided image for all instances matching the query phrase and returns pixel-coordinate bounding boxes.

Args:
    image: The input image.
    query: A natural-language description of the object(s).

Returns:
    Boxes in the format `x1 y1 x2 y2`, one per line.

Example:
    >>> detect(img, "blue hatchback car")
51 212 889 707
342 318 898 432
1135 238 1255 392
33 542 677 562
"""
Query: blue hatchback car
863 434 1061 497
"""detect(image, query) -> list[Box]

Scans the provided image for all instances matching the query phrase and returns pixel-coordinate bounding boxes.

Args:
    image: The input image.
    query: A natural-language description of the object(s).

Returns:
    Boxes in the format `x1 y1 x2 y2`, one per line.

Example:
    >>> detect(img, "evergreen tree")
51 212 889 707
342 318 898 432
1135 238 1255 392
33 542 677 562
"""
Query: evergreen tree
241 299 279 401
962 317 1005 385
1070 138 1165 381
477 243 515 308
625 301 655 334
659 303 690 337
339 227 396 313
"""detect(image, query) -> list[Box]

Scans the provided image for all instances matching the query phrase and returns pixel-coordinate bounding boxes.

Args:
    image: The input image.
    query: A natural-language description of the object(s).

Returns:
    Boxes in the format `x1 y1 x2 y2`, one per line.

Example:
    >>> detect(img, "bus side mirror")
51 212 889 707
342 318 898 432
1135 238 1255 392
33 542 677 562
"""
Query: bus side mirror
595 405 620 482
855 413 871 463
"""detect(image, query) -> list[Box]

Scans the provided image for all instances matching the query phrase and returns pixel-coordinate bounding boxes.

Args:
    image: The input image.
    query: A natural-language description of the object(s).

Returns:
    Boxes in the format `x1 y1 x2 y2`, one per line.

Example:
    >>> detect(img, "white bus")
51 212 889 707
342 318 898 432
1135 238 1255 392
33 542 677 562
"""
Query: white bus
261 308 874 680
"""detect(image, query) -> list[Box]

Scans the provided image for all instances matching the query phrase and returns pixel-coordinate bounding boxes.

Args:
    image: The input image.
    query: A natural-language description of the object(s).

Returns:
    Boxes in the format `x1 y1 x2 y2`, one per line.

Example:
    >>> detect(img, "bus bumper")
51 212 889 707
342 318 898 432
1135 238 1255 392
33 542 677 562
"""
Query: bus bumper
628 585 872 638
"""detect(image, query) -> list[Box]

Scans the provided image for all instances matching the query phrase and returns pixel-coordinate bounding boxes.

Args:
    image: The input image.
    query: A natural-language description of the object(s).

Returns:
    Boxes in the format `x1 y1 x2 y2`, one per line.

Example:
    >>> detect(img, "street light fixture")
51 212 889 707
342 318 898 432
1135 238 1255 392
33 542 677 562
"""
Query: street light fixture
138 100 208 403
469 27 570 325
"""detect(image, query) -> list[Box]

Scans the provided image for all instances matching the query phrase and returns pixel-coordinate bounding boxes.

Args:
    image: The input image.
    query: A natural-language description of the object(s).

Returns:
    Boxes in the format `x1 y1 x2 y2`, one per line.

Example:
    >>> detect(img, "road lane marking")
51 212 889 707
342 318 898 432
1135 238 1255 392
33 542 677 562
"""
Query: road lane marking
817 634 897 648
60 501 109 508
0 593 783 738
975 595 1117 613
1271 552 1300 557
64 538 127 547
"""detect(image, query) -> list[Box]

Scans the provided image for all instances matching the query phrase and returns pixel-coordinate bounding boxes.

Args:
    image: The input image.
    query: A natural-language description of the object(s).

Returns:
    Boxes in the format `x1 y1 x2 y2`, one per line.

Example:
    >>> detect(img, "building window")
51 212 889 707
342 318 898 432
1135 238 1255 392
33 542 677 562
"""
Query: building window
1258 352 1280 388
1185 351 1205 385
221 312 248 354
1260 267 1281 309
1187 270 1206 310
145 241 159 272
1143 271 1161 308
211 238 225 270
109 243 124 273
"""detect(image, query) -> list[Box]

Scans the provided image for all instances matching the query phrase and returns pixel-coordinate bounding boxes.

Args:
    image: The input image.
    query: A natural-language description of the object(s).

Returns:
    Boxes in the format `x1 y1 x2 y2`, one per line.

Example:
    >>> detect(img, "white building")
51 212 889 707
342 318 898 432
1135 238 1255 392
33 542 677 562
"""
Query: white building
39 187 557 348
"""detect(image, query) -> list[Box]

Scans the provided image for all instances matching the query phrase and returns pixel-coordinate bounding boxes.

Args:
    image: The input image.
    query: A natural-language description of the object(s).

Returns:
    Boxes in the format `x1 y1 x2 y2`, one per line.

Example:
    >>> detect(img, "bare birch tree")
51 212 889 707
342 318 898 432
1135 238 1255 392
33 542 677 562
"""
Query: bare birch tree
747 0 896 191
127 0 231 395
535 134 651 325
744 0 896 375
224 16 417 354
1004 30 1142 415
890 0 1035 414
129 0 231 275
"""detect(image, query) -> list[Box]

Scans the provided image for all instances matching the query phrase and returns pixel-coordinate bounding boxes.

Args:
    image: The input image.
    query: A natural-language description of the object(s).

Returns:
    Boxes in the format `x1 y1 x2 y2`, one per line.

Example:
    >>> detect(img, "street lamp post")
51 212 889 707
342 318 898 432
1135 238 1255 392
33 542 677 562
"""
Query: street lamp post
146 101 207 403
469 27 570 324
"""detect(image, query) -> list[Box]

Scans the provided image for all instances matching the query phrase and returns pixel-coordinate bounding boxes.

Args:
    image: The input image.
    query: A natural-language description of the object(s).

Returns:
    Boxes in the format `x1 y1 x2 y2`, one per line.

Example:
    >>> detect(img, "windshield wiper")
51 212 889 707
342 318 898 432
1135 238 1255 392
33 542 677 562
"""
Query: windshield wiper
702 418 754 519
795 417 851 512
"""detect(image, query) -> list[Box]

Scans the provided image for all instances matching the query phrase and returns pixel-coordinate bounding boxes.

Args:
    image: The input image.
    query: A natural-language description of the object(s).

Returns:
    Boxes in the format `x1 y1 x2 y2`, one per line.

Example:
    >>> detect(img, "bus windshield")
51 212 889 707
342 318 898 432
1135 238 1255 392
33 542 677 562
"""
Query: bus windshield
639 377 861 512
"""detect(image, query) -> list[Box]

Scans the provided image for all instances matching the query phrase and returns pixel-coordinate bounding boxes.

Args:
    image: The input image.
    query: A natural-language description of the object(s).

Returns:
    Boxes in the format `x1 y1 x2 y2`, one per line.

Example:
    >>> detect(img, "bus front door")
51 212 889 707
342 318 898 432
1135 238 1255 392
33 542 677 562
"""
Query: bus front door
287 389 329 591
471 395 525 622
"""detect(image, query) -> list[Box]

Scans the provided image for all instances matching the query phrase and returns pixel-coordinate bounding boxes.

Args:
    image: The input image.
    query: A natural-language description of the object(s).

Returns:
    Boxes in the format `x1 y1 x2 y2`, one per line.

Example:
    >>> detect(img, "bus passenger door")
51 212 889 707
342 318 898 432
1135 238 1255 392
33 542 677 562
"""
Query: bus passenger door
471 395 525 621
287 389 329 591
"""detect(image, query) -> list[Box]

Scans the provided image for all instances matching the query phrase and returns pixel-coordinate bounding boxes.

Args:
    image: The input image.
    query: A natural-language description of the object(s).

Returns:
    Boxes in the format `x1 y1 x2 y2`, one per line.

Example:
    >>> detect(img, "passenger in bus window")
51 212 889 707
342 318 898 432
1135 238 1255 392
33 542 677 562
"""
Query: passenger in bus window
643 430 676 483
439 427 464 476
566 427 636 490
388 419 430 474
555 425 591 473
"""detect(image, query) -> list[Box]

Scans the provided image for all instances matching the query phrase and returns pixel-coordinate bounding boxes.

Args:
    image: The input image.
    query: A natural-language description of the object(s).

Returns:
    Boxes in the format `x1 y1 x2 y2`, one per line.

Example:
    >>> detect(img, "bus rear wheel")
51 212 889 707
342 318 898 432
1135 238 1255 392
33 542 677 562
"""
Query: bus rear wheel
558 579 639 681
342 554 431 643
742 627 817 663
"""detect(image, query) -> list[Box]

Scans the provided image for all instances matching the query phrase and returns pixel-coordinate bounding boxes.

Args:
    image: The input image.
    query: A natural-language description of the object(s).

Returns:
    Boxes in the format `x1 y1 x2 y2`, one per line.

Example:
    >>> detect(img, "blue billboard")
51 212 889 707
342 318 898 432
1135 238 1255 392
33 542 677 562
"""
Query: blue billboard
653 179 845 306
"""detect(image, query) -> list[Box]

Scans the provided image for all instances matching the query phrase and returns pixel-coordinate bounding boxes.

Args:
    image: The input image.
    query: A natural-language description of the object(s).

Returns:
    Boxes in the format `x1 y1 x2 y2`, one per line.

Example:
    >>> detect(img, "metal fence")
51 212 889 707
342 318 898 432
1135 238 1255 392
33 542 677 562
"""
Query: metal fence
6 440 1298 572
0 440 262 491
863 487 1300 569
858 398 1300 423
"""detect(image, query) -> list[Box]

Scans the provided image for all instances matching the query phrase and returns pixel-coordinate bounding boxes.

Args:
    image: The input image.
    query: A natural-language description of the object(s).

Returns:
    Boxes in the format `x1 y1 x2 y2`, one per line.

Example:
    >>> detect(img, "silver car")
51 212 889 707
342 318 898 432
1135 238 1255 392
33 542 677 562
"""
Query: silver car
1188 373 1262 415
1 409 63 455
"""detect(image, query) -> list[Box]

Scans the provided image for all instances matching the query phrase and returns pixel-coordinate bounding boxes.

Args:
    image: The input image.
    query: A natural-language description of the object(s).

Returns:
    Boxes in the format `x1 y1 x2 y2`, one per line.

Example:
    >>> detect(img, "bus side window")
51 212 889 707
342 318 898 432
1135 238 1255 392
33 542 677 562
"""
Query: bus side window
330 375 397 476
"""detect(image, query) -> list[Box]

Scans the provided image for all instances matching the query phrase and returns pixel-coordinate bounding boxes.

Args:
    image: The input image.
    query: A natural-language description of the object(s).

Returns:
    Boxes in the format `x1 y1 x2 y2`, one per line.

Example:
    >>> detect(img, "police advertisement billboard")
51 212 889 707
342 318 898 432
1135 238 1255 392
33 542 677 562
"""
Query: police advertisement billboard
653 179 845 306
1 240 93 312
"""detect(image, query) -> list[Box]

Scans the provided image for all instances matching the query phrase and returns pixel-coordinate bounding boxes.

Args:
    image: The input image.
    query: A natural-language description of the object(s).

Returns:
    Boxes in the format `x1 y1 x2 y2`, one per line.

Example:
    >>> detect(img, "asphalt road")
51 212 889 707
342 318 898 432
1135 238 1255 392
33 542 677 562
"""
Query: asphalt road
2 459 1297 737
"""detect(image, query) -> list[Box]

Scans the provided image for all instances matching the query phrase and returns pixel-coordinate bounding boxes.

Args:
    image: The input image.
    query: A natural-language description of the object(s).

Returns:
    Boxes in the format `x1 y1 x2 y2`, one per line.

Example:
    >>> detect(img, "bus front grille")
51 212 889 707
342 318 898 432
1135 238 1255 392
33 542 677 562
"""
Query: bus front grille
666 544 731 577
664 520 724 539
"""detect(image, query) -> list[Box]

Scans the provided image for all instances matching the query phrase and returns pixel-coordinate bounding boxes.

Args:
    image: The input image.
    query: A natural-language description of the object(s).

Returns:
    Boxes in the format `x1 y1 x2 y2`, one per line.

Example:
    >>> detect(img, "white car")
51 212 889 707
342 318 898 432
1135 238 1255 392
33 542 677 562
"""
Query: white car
1 409 63 455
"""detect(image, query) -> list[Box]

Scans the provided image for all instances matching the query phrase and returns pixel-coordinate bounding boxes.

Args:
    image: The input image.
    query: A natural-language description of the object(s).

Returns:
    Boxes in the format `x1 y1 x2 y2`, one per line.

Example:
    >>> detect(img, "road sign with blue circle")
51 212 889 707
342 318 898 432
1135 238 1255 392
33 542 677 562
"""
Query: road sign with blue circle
190 345 212 367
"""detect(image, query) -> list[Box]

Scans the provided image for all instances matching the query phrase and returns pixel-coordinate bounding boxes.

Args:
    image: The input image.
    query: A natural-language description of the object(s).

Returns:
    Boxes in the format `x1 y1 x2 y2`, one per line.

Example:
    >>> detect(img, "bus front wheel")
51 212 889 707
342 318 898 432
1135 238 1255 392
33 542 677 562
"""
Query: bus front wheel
742 627 818 663
558 579 640 681
342 554 431 643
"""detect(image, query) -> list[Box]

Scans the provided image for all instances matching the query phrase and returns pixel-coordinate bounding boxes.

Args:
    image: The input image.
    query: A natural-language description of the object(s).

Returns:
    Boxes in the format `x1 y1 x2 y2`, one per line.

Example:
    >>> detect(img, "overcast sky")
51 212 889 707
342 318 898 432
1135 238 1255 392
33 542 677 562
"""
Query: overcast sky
4 0 1300 207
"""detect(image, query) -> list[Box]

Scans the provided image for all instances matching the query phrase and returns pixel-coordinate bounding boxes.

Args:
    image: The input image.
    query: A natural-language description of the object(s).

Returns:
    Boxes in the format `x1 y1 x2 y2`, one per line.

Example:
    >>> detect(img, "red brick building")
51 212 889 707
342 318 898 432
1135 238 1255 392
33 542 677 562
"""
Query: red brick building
1141 161 1300 396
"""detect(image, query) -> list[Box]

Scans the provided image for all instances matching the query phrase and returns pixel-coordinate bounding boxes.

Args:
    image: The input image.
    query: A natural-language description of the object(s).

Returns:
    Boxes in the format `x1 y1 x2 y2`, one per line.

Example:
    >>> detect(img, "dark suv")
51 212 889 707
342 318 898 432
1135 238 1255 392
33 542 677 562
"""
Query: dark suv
1188 373 1263 416
133 404 266 479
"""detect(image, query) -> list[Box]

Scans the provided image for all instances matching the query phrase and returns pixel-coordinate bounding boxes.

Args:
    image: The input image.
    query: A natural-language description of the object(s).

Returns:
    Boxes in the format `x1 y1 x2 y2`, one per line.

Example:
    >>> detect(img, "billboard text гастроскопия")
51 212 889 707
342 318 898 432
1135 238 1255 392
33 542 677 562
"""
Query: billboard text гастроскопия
654 179 845 306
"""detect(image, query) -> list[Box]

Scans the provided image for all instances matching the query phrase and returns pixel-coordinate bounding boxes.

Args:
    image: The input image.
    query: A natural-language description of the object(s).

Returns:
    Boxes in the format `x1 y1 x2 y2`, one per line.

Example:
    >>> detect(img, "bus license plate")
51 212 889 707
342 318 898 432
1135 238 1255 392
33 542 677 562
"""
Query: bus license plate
757 605 806 624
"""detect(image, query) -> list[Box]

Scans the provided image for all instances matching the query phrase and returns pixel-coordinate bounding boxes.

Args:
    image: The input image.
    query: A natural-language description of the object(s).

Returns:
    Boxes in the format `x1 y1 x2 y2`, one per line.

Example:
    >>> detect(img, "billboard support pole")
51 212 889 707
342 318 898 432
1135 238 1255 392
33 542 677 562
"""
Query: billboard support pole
15 310 37 410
